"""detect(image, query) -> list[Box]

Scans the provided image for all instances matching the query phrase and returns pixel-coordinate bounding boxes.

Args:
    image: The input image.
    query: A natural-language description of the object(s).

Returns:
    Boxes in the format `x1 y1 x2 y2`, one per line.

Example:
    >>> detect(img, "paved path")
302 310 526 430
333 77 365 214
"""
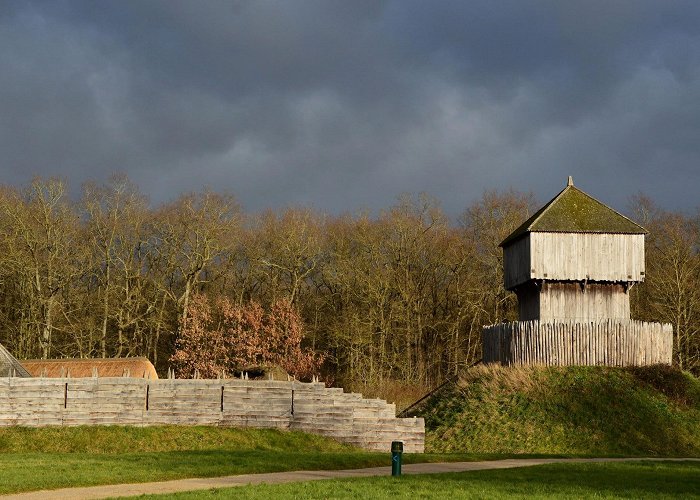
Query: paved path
3 458 699 500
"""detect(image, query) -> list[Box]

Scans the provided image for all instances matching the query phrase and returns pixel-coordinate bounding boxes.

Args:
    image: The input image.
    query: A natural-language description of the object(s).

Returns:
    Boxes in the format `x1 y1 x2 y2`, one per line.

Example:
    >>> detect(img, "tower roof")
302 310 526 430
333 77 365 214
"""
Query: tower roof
500 178 647 247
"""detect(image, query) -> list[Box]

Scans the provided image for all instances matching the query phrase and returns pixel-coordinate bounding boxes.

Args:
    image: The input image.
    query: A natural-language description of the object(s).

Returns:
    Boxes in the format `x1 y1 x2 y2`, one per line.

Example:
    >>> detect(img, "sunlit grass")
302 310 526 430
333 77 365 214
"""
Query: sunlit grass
418 365 700 455
0 425 523 494
135 461 700 499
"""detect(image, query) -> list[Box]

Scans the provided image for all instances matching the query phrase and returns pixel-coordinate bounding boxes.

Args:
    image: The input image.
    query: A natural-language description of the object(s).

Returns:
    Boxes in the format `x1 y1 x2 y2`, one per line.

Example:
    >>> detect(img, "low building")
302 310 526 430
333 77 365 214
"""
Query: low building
21 357 158 379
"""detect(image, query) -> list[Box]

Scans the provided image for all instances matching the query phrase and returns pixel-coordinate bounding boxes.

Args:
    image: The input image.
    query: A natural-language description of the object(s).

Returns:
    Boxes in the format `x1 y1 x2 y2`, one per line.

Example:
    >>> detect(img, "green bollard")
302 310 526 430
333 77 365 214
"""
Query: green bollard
391 440 403 476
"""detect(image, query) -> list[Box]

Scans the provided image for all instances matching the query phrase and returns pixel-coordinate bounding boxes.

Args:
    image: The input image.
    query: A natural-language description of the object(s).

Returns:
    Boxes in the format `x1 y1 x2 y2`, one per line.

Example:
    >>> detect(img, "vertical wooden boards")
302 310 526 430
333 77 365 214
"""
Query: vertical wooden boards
503 234 532 289
529 233 645 282
535 283 631 322
516 284 541 321
482 320 673 367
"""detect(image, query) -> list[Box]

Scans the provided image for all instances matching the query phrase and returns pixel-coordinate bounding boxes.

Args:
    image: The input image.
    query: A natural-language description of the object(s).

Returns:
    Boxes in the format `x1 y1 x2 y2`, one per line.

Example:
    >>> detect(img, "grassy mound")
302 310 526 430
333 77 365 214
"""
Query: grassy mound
412 364 700 455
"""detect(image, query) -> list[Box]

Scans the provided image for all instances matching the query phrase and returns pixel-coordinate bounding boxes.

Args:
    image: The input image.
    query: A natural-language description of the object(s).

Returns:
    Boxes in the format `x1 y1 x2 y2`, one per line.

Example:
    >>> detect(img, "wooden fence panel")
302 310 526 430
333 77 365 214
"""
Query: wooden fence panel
482 320 673 367
0 377 425 452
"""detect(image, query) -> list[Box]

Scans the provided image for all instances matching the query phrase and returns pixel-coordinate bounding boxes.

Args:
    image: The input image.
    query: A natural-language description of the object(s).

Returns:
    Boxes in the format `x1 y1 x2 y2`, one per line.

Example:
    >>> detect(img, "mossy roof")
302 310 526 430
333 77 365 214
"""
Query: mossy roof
500 184 647 247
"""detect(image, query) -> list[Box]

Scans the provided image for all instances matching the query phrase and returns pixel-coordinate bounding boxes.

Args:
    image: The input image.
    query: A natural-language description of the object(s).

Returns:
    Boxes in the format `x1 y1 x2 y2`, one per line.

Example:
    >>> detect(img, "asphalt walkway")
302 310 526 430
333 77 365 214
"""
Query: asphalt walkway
3 457 699 500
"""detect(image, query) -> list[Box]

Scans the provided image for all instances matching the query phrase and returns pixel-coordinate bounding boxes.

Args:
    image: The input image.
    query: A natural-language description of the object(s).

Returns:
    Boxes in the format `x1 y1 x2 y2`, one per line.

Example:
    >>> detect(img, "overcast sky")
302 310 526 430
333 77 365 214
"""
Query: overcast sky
1 1 699 215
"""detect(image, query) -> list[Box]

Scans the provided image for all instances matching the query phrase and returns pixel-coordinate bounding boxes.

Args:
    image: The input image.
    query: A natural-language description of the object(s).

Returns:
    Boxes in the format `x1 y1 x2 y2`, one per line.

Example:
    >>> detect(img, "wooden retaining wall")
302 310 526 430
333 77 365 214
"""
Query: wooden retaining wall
482 320 672 366
0 378 424 452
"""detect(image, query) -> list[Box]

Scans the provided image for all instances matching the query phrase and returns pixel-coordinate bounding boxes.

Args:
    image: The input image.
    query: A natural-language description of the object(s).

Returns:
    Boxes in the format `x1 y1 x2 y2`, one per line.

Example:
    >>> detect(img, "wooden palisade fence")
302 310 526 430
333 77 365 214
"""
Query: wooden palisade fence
483 320 673 366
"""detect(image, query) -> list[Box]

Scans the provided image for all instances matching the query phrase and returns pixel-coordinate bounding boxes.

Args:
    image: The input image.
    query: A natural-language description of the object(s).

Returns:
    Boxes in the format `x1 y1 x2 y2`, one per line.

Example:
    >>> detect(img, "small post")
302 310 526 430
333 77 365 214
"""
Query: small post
391 441 403 476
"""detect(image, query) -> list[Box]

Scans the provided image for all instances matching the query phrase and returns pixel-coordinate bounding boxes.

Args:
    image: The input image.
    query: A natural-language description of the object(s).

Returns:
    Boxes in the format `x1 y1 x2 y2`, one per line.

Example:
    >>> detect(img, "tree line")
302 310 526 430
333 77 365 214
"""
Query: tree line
0 176 697 396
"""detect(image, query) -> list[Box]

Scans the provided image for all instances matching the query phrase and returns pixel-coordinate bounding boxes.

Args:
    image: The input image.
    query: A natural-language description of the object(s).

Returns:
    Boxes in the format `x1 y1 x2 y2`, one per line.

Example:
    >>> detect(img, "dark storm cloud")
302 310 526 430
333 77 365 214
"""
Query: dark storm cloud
1 1 700 214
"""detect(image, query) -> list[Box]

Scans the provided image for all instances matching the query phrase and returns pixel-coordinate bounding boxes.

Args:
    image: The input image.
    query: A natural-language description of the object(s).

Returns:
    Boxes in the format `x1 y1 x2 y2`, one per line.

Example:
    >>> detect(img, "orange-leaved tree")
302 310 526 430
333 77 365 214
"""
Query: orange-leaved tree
170 293 324 379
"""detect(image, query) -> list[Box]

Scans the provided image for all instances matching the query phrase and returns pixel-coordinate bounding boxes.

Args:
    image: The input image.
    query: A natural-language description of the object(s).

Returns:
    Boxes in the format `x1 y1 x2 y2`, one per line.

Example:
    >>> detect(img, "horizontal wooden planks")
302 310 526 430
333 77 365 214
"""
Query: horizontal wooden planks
0 378 424 453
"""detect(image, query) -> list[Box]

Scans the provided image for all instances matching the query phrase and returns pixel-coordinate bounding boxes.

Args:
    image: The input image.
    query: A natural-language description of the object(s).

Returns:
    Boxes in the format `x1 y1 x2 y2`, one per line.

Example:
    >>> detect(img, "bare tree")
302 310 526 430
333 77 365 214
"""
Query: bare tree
0 178 82 358
82 175 153 357
632 201 700 371
151 190 240 336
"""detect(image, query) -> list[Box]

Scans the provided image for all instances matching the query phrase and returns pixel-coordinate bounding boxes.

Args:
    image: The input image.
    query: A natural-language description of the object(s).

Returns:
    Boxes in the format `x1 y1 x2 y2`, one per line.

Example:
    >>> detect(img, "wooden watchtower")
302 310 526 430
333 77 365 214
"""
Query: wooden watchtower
483 177 672 366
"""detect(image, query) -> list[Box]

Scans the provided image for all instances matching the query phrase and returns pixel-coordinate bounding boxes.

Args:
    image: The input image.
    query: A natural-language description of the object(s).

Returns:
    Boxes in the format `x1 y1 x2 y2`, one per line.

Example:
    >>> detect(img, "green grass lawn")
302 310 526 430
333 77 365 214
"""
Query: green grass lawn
0 426 512 494
134 461 700 499
3 449 545 494
0 425 353 453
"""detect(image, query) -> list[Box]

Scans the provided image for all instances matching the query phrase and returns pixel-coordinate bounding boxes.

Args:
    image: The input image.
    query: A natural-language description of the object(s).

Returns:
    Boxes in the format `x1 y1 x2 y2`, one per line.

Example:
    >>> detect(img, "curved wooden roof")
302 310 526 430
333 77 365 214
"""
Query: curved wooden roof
21 357 158 379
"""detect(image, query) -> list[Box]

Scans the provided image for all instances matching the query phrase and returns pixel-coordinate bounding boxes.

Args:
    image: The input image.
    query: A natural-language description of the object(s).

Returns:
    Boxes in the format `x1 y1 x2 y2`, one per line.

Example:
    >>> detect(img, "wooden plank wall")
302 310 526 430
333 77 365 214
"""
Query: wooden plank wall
482 320 673 366
515 285 540 321
539 283 630 321
515 282 631 322
0 378 424 453
529 233 645 282
503 235 531 289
